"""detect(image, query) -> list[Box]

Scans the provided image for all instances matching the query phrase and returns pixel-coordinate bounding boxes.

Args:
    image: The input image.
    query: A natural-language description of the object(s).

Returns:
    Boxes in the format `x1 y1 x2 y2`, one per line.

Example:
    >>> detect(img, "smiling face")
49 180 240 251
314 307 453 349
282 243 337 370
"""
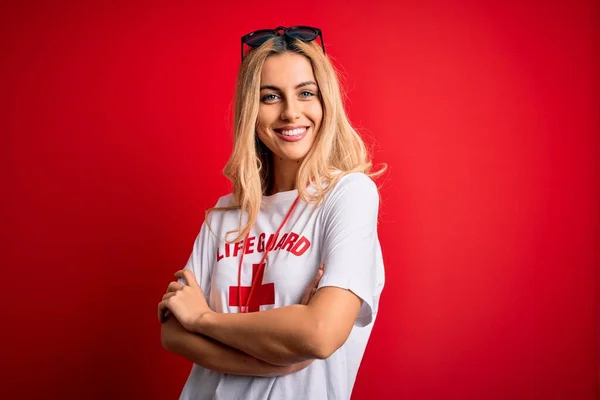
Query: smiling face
256 52 323 164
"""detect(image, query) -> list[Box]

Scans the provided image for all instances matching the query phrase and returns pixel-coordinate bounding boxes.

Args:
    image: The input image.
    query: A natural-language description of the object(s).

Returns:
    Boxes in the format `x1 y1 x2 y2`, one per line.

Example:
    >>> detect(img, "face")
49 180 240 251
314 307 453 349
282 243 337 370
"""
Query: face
256 52 323 163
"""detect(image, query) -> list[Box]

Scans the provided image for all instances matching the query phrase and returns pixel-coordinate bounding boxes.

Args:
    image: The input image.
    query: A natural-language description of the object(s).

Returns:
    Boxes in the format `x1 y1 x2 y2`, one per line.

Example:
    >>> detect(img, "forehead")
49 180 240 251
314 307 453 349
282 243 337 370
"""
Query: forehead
260 53 315 87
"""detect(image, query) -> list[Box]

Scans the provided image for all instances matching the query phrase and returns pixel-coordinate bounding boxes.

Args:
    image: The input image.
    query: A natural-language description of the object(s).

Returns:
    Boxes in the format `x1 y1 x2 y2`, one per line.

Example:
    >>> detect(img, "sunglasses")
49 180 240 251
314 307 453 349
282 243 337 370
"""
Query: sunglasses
241 26 325 60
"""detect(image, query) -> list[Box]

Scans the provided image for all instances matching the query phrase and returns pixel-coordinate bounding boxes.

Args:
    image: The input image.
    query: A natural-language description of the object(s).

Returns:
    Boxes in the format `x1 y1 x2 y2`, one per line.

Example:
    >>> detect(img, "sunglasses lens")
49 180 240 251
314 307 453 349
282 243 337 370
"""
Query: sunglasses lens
287 27 318 41
245 31 275 47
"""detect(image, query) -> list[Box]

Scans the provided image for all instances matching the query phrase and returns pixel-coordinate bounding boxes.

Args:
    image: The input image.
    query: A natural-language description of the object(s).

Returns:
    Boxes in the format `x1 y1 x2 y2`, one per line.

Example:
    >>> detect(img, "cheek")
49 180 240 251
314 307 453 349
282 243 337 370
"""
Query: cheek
309 103 323 126
256 126 270 144
255 121 275 146
255 121 273 144
256 107 267 127
256 113 267 130
257 105 279 126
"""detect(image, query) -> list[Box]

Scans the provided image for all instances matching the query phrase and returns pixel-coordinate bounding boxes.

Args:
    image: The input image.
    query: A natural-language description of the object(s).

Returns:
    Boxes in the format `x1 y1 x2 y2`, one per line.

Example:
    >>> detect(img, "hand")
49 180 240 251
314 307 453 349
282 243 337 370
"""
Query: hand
301 263 324 305
158 269 213 331
158 280 186 323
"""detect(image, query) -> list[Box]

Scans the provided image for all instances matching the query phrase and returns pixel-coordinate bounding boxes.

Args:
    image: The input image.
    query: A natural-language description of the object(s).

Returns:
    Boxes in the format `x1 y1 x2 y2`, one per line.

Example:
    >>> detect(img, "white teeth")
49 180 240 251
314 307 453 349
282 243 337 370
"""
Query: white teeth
279 127 307 136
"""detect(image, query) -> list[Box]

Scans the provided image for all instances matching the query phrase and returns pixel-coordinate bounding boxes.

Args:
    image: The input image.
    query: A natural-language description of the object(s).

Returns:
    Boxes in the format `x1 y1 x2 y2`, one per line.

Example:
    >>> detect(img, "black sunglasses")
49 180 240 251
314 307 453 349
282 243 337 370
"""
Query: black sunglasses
241 26 325 60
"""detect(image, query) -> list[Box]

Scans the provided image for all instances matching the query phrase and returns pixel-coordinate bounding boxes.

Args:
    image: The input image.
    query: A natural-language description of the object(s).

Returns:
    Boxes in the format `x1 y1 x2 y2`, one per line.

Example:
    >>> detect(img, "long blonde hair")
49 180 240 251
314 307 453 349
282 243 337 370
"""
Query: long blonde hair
207 36 386 243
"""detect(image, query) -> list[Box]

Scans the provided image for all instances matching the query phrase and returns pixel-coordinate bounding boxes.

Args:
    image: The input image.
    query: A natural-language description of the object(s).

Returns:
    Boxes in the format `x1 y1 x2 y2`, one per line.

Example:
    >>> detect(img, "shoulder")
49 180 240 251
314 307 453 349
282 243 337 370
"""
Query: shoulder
319 172 380 220
325 172 379 203
214 193 235 208
333 172 377 191
203 193 235 230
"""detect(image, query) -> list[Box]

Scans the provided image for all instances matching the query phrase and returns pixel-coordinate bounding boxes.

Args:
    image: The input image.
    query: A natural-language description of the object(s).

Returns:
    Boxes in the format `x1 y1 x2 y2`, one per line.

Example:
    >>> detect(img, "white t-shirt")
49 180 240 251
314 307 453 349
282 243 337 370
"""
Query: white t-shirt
177 172 385 400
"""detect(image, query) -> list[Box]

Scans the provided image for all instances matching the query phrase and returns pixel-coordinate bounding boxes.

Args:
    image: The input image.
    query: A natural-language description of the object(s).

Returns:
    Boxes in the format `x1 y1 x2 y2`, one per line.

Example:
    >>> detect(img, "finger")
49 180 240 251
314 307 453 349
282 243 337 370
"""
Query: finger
182 269 199 288
302 269 323 305
301 289 309 305
159 307 171 323
301 286 313 305
162 291 177 301
301 294 309 306
311 268 323 288
305 288 318 305
158 300 170 323
165 281 185 294
316 264 324 279
301 284 311 305
174 269 199 288
158 299 169 323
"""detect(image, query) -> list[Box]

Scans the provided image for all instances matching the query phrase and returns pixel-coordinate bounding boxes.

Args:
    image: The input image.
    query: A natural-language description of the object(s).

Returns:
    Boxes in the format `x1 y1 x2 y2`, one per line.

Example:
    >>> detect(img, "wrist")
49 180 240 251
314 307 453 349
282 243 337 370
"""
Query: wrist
191 310 215 334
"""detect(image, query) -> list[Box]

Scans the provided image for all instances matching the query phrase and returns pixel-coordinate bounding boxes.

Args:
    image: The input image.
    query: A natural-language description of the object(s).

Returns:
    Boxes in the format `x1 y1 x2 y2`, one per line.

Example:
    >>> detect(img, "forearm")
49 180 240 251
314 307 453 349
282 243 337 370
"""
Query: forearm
161 317 312 377
192 305 324 366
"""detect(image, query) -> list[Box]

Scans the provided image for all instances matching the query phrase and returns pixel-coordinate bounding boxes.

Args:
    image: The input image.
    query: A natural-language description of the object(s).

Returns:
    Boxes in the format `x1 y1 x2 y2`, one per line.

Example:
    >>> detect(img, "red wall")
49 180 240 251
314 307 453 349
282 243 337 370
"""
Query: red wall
2 1 598 399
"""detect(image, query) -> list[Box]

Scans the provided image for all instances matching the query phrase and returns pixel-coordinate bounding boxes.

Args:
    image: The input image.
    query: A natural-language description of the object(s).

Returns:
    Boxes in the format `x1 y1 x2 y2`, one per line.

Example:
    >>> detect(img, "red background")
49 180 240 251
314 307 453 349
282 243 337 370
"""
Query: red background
2 1 599 399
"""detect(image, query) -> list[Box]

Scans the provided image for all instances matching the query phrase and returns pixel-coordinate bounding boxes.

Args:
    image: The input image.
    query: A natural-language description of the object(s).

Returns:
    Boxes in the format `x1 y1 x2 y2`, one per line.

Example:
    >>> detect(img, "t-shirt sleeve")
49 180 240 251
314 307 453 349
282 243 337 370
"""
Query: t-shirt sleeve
178 220 215 295
179 194 233 298
318 173 382 327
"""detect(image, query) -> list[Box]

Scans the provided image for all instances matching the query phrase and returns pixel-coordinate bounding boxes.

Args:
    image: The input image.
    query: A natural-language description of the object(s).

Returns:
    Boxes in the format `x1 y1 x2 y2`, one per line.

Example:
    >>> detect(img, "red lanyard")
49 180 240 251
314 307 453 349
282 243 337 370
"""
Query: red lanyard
237 194 301 313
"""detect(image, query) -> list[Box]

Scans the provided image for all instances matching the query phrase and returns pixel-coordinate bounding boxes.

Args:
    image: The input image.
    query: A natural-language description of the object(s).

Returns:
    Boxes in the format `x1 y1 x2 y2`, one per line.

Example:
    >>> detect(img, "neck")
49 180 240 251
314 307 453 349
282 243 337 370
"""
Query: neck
269 157 302 195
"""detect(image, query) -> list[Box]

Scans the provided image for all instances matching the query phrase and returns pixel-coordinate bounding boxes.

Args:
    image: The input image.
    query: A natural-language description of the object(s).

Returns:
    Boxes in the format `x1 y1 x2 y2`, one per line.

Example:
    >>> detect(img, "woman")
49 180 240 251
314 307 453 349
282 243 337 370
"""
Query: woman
158 26 386 400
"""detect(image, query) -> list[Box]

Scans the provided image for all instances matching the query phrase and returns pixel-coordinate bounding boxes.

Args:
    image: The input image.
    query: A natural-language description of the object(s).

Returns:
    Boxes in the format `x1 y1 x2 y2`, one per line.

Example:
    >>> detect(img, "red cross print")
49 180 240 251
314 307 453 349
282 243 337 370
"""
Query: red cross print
229 263 275 312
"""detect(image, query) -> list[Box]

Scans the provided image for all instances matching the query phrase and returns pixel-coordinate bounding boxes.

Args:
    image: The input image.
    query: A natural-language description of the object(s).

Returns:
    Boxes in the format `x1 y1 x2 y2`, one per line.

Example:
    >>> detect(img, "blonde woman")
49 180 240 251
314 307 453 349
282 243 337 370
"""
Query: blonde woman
158 26 386 400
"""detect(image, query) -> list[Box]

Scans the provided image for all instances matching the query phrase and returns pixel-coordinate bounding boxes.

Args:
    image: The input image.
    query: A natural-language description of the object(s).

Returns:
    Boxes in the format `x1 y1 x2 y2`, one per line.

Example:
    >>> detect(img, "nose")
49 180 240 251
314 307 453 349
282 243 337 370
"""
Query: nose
280 98 301 121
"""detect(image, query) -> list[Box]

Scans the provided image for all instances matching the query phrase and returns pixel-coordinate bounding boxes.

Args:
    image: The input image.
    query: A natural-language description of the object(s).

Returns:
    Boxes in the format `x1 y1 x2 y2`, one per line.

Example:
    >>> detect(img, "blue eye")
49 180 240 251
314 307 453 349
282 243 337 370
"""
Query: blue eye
261 94 278 102
261 91 316 102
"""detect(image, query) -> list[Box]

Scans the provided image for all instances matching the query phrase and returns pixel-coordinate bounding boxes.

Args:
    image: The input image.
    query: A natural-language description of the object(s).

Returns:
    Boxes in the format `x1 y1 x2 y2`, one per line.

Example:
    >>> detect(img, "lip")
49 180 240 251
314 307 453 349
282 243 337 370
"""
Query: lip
273 125 309 131
273 126 309 142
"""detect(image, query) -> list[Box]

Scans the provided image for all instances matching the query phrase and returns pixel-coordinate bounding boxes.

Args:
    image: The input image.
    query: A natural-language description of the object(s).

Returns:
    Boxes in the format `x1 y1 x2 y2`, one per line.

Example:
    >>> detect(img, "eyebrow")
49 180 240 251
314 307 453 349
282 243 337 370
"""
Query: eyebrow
259 81 318 91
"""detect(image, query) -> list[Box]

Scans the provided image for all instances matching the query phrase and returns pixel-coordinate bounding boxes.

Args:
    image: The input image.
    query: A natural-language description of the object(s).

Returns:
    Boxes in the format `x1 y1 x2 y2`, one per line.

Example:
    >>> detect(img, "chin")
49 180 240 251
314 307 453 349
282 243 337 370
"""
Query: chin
271 142 313 161
277 152 309 162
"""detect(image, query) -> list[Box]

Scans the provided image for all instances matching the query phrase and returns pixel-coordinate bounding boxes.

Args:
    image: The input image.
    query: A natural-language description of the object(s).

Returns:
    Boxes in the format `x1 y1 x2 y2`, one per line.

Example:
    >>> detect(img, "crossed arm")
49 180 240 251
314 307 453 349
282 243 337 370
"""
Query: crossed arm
189 286 362 365
159 269 362 372
161 315 312 377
